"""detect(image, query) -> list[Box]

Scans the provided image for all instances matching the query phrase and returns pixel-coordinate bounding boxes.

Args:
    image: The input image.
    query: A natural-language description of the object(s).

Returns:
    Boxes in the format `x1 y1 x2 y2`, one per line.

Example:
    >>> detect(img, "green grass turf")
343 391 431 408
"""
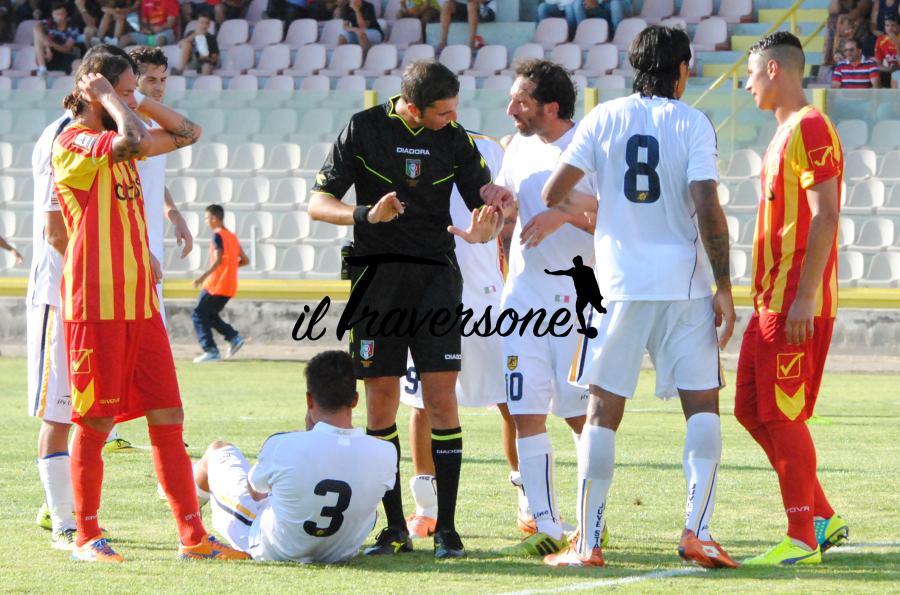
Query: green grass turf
2 356 899 593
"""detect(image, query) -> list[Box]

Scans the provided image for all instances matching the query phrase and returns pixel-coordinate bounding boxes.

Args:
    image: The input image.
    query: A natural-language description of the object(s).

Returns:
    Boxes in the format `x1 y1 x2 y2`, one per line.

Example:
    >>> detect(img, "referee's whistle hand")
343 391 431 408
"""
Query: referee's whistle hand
367 191 405 223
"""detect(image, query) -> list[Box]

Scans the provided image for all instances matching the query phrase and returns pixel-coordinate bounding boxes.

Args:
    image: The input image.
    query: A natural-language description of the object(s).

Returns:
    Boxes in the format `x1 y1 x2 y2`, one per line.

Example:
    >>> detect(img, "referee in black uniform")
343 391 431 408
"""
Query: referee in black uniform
309 61 513 559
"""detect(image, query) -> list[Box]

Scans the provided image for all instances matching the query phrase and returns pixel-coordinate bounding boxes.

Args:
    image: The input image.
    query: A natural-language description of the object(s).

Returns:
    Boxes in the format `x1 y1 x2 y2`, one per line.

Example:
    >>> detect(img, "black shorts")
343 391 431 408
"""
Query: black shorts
347 257 462 379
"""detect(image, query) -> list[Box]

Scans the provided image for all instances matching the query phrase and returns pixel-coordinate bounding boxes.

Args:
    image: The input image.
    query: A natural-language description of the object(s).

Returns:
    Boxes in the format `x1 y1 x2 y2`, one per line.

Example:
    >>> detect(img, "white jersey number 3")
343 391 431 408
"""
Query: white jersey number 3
303 479 353 538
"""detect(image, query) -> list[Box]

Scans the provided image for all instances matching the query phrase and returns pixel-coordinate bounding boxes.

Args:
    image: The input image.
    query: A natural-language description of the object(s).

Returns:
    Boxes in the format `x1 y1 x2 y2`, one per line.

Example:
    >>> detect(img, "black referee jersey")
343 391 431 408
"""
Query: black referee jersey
311 95 492 259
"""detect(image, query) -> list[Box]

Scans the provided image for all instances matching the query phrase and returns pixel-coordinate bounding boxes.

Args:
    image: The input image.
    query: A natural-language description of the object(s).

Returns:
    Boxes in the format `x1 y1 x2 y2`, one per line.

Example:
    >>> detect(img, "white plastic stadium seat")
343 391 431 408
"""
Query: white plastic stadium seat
246 0 266 23
10 20 38 48
595 74 626 89
878 151 900 182
854 218 894 253
692 17 728 51
284 18 318 49
224 142 265 176
862 252 900 287
272 212 311 243
197 177 234 207
299 108 336 140
166 147 193 175
306 246 343 279
6 46 38 76
217 19 250 49
838 251 864 285
532 17 568 50
612 18 648 51
236 211 273 239
387 18 422 49
573 18 609 50
192 108 226 138
576 44 618 77
721 149 762 180
465 45 507 77
227 73 260 92
168 176 198 206
501 43 545 77
391 44 435 76
730 248 748 283
270 178 308 208
17 76 46 90
355 44 399 76
191 143 229 176
263 74 295 91
218 43 255 76
844 150 876 181
455 107 482 131
640 0 673 23
0 47 10 71
0 144 12 169
678 0 713 23
843 180 885 215
319 44 364 77
284 43 327 76
318 19 345 49
192 74 224 92
836 119 868 150
839 217 856 249
249 18 284 49
248 44 291 76
372 75 401 98
727 180 761 212
550 43 582 71
231 176 269 209
717 0 752 23
259 143 301 175
439 45 472 74
869 120 900 151
271 245 315 278
482 74 513 91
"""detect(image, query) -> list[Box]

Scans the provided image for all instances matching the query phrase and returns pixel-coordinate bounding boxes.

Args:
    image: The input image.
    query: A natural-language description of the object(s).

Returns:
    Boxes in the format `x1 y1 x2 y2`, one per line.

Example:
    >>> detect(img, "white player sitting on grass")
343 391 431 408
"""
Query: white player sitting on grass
189 350 397 563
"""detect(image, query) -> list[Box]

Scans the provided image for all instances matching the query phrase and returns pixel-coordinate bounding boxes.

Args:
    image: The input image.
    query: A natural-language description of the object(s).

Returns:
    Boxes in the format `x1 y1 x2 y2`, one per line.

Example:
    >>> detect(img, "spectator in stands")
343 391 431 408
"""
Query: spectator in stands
536 0 630 40
398 0 439 41
825 0 872 65
0 0 12 43
871 0 899 36
84 0 132 47
265 0 331 26
177 12 218 74
832 38 882 87
33 3 81 75
119 0 179 46
73 0 103 41
875 14 899 83
336 0 382 52
437 0 495 51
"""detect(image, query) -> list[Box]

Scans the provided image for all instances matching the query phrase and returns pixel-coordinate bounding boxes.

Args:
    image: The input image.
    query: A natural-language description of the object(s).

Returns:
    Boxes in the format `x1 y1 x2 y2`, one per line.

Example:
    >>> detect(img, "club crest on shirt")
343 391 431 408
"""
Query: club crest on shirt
405 158 421 179
807 145 836 169
73 133 97 152
360 340 375 361
507 355 518 371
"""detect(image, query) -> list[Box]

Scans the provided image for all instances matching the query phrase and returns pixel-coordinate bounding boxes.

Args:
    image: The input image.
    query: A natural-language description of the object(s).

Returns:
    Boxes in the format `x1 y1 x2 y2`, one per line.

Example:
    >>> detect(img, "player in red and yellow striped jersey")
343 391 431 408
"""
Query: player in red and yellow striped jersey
51 48 247 563
738 32 849 566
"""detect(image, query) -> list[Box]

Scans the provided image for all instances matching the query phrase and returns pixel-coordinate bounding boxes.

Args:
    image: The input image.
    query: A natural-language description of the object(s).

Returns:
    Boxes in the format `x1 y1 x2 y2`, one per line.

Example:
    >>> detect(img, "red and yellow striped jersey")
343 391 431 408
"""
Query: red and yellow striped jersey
752 106 843 318
51 124 159 322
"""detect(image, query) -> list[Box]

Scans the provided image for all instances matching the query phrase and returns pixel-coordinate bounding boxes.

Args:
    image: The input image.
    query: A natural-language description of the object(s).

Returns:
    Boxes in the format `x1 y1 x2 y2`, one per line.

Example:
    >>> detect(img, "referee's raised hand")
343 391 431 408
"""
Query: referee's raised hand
367 191 406 223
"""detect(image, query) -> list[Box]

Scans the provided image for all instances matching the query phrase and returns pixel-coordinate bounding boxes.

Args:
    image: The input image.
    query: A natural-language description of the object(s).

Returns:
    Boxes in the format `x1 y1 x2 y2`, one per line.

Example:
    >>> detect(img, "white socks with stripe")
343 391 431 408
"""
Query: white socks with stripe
409 474 438 519
516 433 562 540
577 425 615 554
37 453 75 532
683 412 721 541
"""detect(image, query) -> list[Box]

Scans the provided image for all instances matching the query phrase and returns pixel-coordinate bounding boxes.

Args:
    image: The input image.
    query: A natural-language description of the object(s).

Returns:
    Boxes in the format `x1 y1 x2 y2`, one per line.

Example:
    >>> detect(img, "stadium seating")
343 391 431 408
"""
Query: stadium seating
284 19 318 49
573 19 609 50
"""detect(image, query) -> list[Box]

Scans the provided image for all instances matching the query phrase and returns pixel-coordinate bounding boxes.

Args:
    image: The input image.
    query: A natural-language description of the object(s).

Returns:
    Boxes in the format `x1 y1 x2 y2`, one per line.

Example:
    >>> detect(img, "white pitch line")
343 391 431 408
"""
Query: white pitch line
497 567 704 595
497 543 900 595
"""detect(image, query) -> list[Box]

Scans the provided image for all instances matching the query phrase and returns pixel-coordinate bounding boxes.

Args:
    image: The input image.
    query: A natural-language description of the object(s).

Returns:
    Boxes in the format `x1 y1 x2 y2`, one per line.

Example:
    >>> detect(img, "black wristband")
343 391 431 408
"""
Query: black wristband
353 205 371 225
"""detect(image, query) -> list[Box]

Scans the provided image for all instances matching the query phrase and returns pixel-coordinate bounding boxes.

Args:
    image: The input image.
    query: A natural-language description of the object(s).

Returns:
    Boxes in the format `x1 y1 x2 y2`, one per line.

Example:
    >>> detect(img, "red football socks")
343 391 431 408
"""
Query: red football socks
149 424 206 547
766 420 818 549
71 423 107 547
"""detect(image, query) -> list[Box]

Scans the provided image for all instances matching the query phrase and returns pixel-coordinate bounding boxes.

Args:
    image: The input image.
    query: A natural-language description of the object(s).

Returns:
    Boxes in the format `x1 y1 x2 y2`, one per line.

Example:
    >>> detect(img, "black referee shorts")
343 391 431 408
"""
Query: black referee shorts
347 258 462 379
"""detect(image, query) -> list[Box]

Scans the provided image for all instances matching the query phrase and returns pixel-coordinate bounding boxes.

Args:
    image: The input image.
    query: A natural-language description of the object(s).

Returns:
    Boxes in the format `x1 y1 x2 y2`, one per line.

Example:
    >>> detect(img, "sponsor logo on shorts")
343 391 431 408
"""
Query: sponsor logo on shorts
776 352 804 380
70 349 93 375
360 340 375 360
507 356 518 371
444 353 461 360
405 158 421 179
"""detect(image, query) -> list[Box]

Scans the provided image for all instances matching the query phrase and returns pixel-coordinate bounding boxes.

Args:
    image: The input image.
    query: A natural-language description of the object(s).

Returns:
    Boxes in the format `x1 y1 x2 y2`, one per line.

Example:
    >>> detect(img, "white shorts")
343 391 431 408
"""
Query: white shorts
27 303 71 424
572 297 723 400
500 297 589 419
400 329 506 409
207 445 268 554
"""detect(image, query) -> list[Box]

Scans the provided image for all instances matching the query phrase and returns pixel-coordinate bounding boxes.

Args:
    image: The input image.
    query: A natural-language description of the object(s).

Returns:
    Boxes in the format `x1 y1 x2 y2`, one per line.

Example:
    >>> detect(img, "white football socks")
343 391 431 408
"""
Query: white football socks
508 470 530 517
683 412 721 541
37 454 75 533
516 433 562 540
409 474 438 519
577 425 615 555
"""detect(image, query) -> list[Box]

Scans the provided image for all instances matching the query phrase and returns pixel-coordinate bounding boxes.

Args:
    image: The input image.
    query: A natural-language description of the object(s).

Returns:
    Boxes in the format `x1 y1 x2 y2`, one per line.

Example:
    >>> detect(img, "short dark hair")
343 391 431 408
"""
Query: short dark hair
749 31 806 71
629 25 693 99
886 15 898 23
401 60 459 111
63 50 134 116
50 2 68 12
305 351 357 412
206 204 225 220
514 59 577 120
129 46 168 73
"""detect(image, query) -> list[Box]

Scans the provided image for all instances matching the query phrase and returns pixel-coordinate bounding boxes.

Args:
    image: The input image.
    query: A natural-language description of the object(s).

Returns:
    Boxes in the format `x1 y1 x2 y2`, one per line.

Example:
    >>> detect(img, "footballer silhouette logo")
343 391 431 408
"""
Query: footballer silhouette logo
544 256 607 339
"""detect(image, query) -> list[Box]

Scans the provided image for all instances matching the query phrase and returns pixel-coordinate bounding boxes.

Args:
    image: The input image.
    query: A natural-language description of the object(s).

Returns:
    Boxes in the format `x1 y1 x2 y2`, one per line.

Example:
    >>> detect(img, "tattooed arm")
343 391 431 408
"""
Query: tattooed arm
690 179 736 348
75 73 149 163
134 96 203 157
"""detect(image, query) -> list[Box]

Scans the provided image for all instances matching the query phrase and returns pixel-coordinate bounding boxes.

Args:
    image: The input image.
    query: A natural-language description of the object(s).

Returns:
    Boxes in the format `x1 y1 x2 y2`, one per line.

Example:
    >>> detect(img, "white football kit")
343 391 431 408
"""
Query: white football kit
137 119 167 324
497 126 595 418
401 134 506 409
563 94 722 399
26 113 72 424
207 424 396 563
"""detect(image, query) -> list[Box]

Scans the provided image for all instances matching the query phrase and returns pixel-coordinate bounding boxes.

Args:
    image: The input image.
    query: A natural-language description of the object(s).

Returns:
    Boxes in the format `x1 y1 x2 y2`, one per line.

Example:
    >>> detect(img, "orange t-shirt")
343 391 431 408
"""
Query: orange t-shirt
204 226 241 297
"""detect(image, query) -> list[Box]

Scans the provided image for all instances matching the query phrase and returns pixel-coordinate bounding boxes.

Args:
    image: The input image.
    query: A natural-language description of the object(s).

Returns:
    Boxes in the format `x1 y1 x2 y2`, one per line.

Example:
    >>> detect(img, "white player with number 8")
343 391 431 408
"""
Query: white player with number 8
190 351 397 563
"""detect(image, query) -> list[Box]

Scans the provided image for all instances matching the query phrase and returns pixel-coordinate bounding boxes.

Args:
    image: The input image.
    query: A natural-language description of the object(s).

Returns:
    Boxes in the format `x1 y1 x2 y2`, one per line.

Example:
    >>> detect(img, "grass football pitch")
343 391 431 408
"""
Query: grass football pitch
2 356 899 593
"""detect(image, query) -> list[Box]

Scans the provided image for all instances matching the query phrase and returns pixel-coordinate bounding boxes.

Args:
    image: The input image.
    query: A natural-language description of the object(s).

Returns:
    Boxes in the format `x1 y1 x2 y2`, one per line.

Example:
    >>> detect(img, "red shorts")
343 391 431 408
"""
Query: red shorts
64 313 181 424
734 311 834 424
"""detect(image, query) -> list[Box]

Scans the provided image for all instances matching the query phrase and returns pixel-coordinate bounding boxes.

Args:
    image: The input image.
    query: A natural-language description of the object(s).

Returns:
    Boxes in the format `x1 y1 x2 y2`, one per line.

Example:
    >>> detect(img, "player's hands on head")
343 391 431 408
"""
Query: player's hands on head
449 204 499 244
712 287 736 349
520 208 567 249
785 295 815 345
77 72 115 103
367 191 405 223
480 183 515 217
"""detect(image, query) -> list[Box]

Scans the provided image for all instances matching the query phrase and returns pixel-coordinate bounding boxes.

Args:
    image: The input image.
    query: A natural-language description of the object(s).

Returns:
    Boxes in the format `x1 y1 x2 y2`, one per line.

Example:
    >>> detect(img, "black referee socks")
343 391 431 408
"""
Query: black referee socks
432 427 463 533
367 424 406 529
